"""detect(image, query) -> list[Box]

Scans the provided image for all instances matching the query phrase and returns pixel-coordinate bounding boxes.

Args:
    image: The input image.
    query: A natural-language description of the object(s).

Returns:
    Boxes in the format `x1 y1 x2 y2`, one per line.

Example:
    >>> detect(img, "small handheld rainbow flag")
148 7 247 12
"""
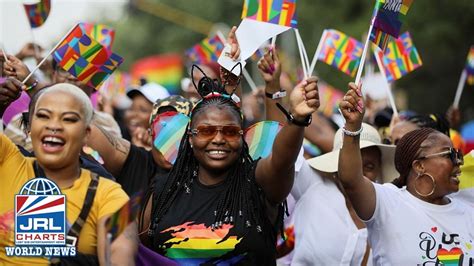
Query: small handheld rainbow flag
99 71 133 98
52 23 124 89
130 54 183 94
185 35 225 64
83 23 115 51
244 121 282 160
374 31 422 82
106 191 143 241
152 112 190 165
369 0 414 51
23 0 51 28
465 46 474 85
318 81 344 116
242 0 297 28
318 29 364 77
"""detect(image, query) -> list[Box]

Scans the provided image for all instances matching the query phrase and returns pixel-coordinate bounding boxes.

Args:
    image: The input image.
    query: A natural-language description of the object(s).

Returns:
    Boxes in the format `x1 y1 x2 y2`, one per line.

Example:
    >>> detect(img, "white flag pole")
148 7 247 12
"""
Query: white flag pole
354 23 374 86
294 29 309 78
271 36 276 47
1 47 10 63
453 70 467 109
22 24 78 84
308 30 327 77
373 49 399 116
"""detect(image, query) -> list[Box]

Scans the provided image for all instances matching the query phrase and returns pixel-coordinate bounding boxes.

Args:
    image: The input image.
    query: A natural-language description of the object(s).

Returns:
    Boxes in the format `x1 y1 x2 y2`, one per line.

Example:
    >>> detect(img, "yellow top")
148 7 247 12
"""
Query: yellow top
0 134 129 265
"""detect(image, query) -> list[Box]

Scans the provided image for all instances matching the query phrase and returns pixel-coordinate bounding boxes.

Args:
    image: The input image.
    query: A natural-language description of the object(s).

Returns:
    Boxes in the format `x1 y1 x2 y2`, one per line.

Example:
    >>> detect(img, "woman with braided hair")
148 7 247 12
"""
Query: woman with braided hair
338 83 473 265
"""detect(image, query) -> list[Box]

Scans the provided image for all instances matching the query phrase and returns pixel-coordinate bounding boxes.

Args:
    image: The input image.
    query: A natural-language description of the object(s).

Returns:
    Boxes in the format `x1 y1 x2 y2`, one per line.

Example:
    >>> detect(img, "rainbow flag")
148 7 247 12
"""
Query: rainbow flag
185 35 225 64
99 71 133 97
244 121 282 160
318 81 344 116
83 23 115 51
318 29 364 77
52 23 124 89
303 138 321 157
375 31 422 82
23 0 51 28
152 112 190 165
130 54 183 94
106 191 143 241
161 222 243 264
369 0 414 51
465 46 474 85
242 0 297 28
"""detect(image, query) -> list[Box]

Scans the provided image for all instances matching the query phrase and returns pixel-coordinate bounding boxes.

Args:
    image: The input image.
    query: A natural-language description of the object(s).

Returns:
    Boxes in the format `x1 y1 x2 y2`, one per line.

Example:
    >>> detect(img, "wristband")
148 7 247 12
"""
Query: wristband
265 89 287 100
276 103 312 127
25 79 38 91
341 126 363 137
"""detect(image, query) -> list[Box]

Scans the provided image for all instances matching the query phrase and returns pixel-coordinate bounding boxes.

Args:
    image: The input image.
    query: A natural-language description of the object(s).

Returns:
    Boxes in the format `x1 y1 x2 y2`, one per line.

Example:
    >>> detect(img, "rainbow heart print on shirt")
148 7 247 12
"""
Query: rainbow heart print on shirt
244 121 282 160
437 247 463 266
152 112 190 164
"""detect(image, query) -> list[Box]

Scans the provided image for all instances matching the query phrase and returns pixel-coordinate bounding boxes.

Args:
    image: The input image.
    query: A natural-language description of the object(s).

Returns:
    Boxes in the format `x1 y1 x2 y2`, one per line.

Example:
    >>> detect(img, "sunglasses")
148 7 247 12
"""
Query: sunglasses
189 125 243 141
417 147 464 166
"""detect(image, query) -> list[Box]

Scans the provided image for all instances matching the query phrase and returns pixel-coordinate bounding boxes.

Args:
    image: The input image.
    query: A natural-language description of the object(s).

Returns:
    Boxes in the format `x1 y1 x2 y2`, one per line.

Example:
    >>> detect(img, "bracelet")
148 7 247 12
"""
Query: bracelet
265 89 286 99
276 103 312 127
25 79 38 91
341 126 363 137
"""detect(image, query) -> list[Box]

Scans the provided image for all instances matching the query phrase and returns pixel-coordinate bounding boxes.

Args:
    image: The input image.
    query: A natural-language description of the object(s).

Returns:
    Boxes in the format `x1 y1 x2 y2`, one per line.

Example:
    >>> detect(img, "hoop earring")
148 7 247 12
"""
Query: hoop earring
414 172 436 197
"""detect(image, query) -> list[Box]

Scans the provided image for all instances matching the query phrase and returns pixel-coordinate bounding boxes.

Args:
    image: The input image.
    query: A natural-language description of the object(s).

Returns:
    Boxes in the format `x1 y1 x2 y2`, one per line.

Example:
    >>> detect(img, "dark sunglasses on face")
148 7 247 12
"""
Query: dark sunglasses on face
189 125 243 141
417 147 464 166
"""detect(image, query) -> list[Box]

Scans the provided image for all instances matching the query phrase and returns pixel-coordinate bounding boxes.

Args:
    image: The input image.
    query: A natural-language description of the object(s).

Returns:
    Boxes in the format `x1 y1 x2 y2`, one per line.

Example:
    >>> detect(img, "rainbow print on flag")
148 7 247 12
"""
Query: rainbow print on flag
244 121 282 160
465 46 474 85
436 247 463 266
106 191 143 241
318 81 344 116
53 23 124 89
369 0 414 51
242 0 297 28
130 54 183 94
99 71 133 97
23 0 51 28
161 222 243 264
152 112 190 164
186 35 225 64
375 31 422 82
83 23 115 51
318 29 364 77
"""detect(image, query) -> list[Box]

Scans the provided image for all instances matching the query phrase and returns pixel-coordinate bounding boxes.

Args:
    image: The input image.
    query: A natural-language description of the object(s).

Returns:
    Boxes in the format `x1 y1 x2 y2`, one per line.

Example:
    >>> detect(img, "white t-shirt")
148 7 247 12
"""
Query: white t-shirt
291 161 372 266
367 183 474 265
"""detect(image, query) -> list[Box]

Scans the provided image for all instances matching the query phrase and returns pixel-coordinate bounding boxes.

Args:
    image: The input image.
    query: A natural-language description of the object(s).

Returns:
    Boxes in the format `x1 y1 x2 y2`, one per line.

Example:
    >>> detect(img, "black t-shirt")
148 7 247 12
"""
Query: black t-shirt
151 171 278 265
117 144 169 196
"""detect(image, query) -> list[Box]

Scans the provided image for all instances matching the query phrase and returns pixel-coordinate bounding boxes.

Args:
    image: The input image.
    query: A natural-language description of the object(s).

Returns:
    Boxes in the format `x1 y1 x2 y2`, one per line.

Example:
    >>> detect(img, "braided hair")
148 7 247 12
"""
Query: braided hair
392 128 437 188
147 65 284 251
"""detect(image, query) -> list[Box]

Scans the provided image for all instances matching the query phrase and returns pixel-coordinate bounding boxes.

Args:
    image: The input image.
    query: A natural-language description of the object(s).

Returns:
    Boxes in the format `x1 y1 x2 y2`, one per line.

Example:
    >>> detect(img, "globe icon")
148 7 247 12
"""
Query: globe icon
19 177 62 195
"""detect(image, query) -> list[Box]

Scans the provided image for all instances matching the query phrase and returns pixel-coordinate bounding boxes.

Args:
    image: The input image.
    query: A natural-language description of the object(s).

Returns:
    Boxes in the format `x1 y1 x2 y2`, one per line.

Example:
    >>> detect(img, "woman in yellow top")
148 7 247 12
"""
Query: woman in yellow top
0 80 136 265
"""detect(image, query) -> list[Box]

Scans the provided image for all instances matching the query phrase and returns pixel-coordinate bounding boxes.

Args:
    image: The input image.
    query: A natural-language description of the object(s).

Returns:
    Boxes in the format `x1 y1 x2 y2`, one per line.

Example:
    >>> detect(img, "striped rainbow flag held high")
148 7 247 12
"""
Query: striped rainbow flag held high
242 0 297 28
52 23 124 90
375 31 422 82
185 35 225 64
369 0 414 51
318 29 364 77
465 46 474 85
244 121 282 160
131 54 183 95
23 0 51 28
152 112 190 165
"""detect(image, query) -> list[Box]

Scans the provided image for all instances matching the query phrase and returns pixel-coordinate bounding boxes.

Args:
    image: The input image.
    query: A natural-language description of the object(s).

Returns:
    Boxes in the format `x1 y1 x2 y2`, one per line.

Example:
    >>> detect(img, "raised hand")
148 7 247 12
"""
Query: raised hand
227 26 240 61
0 77 25 112
4 55 32 82
289 77 320 120
339 82 364 131
257 46 281 86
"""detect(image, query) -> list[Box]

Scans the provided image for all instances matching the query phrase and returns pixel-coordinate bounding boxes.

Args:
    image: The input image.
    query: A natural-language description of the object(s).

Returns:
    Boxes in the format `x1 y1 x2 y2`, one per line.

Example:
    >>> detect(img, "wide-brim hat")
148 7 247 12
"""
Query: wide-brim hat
307 123 399 183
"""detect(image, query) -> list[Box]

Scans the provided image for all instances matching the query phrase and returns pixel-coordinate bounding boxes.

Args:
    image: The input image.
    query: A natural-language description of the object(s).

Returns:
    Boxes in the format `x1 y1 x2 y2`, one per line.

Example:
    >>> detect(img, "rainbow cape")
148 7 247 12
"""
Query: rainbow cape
244 121 282 160
52 23 123 89
318 29 364 77
242 0 297 28
152 112 190 165
130 54 183 94
186 35 225 64
106 191 143 241
369 0 414 51
375 31 422 82
83 23 115 51
465 46 474 85
23 0 51 28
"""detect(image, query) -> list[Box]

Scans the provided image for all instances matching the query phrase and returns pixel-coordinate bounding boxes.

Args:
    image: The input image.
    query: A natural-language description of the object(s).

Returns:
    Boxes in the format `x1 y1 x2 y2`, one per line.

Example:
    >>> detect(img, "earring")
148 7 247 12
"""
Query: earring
414 172 436 197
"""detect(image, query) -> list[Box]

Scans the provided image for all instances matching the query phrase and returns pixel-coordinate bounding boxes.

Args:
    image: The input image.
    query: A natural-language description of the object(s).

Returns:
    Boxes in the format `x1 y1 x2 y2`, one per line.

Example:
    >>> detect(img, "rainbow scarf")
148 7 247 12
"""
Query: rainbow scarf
242 0 297 28
23 0 51 28
244 121 282 160
152 112 190 165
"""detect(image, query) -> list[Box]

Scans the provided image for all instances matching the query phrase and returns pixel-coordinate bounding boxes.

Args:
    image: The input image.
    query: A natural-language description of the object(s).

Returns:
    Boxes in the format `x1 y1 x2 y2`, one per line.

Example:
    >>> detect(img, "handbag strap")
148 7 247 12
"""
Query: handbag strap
33 160 99 247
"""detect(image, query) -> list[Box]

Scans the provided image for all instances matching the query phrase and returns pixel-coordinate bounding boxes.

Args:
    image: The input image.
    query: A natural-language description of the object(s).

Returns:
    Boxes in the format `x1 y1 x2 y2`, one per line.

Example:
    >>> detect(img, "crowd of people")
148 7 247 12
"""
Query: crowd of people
0 24 473 266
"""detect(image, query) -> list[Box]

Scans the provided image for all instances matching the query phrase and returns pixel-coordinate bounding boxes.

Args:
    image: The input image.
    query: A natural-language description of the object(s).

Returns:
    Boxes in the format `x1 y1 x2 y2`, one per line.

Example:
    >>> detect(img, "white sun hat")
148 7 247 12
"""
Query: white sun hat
307 123 399 183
